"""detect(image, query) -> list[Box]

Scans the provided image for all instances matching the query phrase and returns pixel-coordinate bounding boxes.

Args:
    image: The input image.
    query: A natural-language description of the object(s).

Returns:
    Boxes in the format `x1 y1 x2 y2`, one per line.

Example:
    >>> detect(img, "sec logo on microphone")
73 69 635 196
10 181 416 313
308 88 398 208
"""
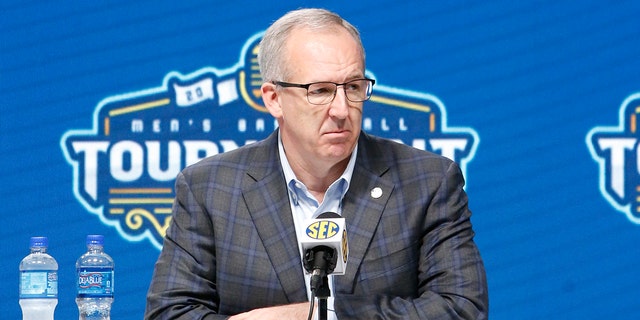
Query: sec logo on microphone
306 221 340 239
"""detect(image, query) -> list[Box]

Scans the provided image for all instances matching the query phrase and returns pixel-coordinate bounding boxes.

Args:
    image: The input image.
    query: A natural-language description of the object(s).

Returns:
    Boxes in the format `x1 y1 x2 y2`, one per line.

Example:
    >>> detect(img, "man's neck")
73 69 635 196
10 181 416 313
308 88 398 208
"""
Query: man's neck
289 156 349 203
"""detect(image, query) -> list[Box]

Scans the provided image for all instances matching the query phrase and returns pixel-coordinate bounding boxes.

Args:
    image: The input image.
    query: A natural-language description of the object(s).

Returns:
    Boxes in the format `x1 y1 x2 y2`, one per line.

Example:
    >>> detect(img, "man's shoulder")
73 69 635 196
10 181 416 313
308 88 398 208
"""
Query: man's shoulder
183 133 277 173
363 133 450 162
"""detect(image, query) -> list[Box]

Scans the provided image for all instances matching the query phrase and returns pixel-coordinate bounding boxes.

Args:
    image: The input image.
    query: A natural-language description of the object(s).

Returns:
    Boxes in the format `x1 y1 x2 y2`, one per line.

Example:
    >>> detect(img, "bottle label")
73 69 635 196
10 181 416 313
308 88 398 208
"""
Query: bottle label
77 268 114 297
20 270 58 298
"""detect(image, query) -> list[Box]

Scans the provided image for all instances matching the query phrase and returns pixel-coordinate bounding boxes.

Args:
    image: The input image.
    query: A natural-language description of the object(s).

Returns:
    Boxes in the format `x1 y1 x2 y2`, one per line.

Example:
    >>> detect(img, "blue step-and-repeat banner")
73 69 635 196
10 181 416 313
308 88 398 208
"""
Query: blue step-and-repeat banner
2 1 640 319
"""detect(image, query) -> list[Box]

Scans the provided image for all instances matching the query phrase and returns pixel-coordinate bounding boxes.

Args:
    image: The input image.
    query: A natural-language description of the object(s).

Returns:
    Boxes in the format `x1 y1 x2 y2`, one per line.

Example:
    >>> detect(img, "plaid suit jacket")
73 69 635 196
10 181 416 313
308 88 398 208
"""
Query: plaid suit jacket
145 131 488 319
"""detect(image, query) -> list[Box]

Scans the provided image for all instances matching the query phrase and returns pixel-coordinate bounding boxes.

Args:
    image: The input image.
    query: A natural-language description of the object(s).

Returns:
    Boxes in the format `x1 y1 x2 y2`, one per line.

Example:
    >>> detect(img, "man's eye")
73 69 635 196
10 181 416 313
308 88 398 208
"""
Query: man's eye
309 85 334 95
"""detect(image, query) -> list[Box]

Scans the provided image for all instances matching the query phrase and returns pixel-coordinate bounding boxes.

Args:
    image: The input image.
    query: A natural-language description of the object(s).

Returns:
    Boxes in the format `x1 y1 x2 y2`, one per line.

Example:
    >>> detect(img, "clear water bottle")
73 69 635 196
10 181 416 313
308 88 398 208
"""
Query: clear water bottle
76 235 115 320
19 236 58 320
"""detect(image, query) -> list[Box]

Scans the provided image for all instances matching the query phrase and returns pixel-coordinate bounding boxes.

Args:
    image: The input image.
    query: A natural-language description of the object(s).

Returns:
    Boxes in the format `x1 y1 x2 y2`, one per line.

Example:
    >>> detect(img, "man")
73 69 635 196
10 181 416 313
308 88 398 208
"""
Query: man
145 8 488 320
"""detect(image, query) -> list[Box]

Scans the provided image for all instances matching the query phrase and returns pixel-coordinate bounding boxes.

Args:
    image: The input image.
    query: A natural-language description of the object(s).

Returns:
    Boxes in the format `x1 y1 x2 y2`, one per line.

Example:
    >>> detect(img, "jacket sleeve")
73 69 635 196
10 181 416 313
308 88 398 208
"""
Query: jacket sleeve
145 171 227 320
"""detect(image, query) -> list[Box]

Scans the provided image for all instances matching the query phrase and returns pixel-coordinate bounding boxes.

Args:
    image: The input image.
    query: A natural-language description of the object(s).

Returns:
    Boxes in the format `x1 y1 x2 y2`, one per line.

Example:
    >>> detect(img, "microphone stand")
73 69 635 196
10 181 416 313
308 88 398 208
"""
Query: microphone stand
314 273 331 320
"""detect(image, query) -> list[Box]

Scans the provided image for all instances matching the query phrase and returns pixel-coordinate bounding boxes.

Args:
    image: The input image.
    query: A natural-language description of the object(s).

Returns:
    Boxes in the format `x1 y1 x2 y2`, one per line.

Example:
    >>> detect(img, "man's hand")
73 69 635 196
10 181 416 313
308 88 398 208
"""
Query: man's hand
229 302 312 320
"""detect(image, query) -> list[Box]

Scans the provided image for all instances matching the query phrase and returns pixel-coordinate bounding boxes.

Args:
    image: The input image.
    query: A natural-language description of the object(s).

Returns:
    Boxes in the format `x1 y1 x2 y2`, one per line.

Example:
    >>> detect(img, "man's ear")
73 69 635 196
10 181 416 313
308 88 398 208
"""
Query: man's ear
261 82 282 118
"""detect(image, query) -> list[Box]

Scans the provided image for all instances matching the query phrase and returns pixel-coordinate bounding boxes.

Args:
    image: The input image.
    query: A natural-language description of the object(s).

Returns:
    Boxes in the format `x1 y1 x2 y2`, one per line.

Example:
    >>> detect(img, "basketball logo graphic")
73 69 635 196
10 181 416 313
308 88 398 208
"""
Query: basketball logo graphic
61 33 479 249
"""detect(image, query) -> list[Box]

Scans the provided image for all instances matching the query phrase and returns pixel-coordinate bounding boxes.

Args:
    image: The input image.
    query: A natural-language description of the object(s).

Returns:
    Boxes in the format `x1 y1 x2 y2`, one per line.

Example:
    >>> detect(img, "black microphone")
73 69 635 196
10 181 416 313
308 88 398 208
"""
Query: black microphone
303 245 336 292
300 212 348 293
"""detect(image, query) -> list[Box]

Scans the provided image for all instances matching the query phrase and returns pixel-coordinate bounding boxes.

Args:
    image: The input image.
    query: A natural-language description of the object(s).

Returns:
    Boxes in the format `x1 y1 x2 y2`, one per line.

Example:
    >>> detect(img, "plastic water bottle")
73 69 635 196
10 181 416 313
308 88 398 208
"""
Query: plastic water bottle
76 235 114 320
19 236 58 320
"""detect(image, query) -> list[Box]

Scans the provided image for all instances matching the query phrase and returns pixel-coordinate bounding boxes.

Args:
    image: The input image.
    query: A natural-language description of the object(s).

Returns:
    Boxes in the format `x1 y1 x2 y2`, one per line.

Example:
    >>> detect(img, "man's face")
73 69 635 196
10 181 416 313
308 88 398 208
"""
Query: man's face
266 26 365 167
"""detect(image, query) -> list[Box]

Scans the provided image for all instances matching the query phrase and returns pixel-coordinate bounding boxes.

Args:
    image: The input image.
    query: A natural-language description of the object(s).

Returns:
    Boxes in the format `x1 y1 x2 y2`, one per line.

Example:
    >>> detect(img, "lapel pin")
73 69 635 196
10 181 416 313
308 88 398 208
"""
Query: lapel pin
371 187 383 199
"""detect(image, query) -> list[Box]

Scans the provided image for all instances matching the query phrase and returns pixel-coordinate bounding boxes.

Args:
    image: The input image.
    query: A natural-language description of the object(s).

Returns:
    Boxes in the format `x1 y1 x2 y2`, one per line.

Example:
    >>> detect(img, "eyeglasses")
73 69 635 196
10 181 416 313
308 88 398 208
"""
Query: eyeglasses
272 78 375 105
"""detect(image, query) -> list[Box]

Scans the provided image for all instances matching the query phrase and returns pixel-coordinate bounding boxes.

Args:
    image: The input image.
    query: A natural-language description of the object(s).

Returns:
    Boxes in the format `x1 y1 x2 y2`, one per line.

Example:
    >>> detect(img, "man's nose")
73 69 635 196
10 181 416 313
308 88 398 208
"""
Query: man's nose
328 88 350 119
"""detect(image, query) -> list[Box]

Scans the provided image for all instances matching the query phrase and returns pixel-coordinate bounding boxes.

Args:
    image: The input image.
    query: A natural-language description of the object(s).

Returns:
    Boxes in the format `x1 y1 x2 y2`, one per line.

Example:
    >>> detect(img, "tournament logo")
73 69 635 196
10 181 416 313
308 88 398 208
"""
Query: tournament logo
60 32 479 250
587 93 640 224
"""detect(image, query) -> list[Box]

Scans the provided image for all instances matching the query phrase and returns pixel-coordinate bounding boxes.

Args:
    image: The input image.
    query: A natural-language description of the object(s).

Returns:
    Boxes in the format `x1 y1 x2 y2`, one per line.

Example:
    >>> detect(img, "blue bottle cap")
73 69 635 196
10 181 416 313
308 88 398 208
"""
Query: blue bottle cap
86 234 104 245
30 236 48 248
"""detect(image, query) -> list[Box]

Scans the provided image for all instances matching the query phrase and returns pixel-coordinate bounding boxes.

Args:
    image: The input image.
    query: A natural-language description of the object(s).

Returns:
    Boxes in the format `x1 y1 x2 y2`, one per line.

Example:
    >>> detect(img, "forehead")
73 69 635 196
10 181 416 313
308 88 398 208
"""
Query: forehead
284 26 364 80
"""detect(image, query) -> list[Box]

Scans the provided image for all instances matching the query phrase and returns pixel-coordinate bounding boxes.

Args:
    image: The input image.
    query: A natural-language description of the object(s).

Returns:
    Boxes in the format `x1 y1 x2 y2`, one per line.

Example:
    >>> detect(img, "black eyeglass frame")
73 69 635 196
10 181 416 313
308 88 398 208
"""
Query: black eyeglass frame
271 78 376 105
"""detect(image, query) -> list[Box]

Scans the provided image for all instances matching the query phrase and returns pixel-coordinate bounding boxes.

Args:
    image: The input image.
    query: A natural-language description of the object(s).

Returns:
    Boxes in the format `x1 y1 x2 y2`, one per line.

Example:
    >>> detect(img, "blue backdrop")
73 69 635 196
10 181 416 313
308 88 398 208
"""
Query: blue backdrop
2 1 640 319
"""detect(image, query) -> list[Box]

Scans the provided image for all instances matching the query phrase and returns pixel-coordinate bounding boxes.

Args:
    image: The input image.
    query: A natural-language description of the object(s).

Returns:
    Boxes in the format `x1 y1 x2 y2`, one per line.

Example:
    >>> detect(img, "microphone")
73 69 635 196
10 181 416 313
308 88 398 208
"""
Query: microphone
299 212 349 292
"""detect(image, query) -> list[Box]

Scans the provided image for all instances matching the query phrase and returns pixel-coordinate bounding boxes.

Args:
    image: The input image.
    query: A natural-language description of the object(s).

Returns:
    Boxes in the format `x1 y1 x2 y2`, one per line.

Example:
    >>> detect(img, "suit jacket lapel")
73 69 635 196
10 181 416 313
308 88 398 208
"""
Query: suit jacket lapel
336 133 394 293
242 132 308 303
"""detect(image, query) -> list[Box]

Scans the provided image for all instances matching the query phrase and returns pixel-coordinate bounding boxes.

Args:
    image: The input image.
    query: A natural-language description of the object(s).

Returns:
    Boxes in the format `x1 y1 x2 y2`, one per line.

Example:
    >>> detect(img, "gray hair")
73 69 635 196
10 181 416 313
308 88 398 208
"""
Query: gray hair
258 8 365 82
